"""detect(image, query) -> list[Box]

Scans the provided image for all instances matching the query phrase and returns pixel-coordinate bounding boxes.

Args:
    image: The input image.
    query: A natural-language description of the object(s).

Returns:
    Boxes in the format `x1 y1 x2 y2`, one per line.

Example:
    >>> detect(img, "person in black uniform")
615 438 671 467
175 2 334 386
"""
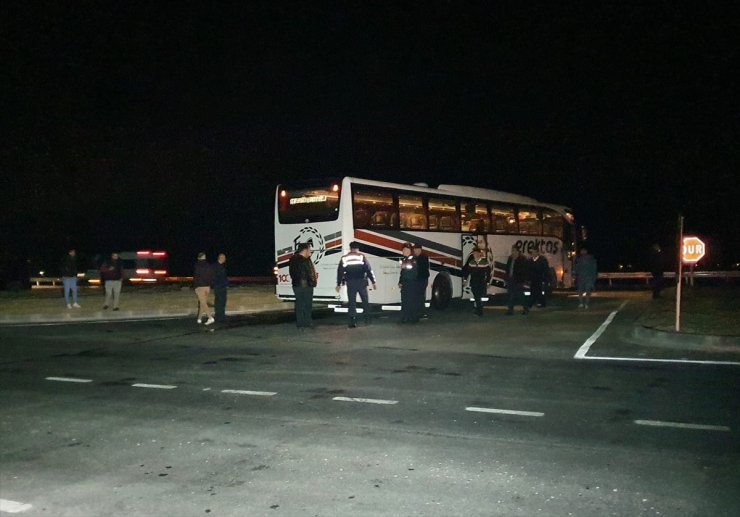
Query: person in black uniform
529 248 549 308
505 246 530 315
413 243 430 319
336 241 377 328
398 243 419 323
212 253 228 322
289 243 317 329
462 247 492 316
649 243 665 299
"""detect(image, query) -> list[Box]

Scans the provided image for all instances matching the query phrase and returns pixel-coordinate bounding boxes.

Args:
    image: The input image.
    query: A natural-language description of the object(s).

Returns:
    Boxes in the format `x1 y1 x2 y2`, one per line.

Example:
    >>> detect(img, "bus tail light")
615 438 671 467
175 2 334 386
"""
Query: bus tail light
154 270 167 275
136 268 151 275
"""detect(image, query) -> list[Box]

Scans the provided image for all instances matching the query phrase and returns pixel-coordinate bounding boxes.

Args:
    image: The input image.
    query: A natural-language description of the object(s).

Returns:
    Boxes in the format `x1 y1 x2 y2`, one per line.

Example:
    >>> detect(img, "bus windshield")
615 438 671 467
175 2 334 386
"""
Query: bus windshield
277 184 341 224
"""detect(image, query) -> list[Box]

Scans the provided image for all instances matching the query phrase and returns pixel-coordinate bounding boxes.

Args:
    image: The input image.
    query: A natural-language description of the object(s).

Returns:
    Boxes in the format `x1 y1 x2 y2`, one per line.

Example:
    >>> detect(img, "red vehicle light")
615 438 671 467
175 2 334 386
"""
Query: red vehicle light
136 268 151 275
152 251 167 257
137 251 151 256
153 270 167 275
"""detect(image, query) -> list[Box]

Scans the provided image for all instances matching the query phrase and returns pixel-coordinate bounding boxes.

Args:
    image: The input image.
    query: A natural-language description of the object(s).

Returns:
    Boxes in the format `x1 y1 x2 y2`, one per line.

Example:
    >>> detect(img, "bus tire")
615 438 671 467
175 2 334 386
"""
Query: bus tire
431 274 452 310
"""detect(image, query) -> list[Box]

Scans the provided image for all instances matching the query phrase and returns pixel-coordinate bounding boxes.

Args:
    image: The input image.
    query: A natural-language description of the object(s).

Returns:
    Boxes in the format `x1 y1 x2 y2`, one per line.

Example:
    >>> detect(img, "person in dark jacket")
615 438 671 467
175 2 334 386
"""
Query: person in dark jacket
413 243 430 319
336 241 377 327
574 247 598 308
289 243 317 329
529 248 550 308
212 253 228 322
398 243 419 323
193 252 215 325
505 246 530 315
463 247 491 316
61 248 80 309
100 252 123 310
649 244 664 299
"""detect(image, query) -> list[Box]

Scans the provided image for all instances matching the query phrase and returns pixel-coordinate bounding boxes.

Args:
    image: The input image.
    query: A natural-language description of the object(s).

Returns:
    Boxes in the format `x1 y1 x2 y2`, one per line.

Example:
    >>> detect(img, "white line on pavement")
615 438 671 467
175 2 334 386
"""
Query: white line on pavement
579 356 740 366
634 419 731 432
333 396 398 405
465 406 545 417
45 377 93 383
221 389 277 396
0 498 32 513
131 383 177 390
574 300 628 359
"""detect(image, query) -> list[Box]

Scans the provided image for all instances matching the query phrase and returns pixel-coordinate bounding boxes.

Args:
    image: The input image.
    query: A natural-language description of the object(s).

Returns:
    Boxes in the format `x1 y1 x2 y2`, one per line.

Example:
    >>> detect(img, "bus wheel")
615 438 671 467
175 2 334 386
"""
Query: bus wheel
431 274 452 310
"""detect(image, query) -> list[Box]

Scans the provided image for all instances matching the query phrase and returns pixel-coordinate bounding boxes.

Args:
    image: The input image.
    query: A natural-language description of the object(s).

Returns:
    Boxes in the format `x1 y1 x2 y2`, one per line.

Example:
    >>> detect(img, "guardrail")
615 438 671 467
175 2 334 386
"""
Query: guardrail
597 271 740 287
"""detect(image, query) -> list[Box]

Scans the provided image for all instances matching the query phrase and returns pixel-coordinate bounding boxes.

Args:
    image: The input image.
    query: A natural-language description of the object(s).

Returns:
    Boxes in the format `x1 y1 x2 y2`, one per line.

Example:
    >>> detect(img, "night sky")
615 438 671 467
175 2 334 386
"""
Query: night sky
4 2 739 277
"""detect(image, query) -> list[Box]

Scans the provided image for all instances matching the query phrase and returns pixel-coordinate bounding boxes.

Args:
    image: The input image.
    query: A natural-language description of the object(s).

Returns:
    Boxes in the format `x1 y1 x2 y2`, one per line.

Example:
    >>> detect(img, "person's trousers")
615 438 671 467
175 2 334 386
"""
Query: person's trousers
195 286 212 319
63 277 78 304
346 279 370 321
214 287 227 321
293 286 314 327
471 283 486 313
104 280 122 308
401 283 418 322
416 279 428 317
651 274 664 299
507 283 526 309
530 280 546 307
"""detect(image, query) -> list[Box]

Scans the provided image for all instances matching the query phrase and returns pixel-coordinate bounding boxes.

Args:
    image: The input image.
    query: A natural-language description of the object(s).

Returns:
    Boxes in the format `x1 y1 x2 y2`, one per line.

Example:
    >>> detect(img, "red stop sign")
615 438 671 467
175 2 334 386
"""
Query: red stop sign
682 236 706 264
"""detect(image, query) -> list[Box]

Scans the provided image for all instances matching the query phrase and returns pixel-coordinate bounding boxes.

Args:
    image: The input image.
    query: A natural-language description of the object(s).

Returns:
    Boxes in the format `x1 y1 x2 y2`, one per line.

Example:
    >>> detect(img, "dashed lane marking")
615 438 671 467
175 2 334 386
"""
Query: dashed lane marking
0 498 32 513
333 396 398 405
466 407 545 417
131 383 177 390
634 419 731 432
221 389 277 396
45 377 93 383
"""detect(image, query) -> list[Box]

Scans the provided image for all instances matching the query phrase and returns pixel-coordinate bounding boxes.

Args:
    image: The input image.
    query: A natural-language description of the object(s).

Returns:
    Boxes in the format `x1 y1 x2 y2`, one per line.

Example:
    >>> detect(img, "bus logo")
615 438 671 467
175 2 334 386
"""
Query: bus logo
293 226 325 265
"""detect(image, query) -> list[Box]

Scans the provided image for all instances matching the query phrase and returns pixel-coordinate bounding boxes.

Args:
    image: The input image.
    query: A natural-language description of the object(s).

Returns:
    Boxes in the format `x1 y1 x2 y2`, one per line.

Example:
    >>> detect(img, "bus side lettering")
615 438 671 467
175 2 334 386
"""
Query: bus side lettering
515 239 560 254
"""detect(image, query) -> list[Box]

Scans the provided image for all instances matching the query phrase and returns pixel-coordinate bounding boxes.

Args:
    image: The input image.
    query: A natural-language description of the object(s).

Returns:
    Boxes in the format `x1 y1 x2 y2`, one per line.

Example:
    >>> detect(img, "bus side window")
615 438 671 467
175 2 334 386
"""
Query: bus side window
354 209 370 228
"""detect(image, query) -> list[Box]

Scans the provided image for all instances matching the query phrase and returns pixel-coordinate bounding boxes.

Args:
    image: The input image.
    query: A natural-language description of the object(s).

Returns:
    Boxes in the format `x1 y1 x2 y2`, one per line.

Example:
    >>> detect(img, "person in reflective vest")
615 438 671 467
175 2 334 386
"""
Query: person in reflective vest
336 241 377 328
398 242 419 323
462 247 491 316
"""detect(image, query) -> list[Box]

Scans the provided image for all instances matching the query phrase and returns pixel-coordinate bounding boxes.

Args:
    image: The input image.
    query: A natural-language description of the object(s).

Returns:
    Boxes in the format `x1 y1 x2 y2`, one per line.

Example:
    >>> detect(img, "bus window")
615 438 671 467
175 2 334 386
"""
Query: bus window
399 195 426 230
542 209 564 239
461 202 490 233
491 204 518 233
278 184 340 224
428 198 458 232
353 190 395 229
518 207 541 235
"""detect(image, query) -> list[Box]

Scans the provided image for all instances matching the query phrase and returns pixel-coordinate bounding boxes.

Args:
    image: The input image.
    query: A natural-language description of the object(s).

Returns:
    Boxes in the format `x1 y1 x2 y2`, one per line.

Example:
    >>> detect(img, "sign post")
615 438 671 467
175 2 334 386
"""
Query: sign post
676 232 706 331
675 216 683 332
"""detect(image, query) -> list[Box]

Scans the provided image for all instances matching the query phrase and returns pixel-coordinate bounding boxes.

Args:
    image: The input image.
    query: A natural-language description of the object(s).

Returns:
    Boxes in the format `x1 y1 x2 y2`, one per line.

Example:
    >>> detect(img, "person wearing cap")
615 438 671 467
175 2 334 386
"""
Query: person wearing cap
462 246 492 316
193 252 215 325
336 241 377 328
412 243 430 319
398 242 419 323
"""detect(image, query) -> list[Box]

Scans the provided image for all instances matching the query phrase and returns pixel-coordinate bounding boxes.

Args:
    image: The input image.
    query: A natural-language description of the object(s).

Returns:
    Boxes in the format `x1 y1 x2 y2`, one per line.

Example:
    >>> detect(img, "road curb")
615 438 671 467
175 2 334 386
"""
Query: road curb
631 324 740 352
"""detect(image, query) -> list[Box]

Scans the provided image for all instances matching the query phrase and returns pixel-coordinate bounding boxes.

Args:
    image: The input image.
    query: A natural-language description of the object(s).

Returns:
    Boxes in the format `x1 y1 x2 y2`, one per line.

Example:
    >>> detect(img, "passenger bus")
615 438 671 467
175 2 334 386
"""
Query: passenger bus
86 250 169 285
274 177 576 311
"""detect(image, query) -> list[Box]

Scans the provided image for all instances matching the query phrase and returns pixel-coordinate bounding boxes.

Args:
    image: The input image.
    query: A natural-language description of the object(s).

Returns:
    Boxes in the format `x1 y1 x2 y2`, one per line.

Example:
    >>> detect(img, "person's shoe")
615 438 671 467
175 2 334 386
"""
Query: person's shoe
72 303 81 308
113 307 119 311
348 319 357 328
197 316 203 324
522 308 529 315
205 317 215 326
67 303 72 309
103 305 108 310
578 303 584 308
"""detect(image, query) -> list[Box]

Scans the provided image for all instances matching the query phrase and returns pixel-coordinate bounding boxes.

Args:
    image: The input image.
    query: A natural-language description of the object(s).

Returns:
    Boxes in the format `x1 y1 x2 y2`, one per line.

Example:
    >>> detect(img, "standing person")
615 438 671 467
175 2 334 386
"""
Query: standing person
505 246 530 315
649 244 665 299
413 243 430 319
212 253 229 322
574 247 598 308
61 248 80 309
529 248 550 308
336 241 377 328
462 247 491 316
193 252 215 325
100 252 123 310
289 243 317 329
398 243 419 323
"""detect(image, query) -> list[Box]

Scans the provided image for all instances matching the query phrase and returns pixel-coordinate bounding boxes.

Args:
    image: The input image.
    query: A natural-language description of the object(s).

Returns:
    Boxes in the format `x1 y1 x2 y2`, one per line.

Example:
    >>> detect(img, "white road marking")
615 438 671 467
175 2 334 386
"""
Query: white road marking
333 396 398 405
465 406 545 417
579 356 740 366
0 498 32 513
45 377 92 383
574 301 628 359
635 419 731 432
131 383 177 390
221 389 277 396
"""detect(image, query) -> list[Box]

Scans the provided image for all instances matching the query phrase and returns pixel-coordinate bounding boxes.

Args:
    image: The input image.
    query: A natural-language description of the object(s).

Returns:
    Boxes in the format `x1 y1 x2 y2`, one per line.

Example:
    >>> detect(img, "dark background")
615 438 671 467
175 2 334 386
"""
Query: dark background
3 2 738 280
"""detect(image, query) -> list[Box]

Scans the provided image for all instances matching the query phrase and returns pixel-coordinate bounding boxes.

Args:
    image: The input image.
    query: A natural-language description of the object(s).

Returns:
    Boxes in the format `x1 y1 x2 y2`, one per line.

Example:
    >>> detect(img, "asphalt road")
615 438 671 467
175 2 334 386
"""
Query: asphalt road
1 296 739 516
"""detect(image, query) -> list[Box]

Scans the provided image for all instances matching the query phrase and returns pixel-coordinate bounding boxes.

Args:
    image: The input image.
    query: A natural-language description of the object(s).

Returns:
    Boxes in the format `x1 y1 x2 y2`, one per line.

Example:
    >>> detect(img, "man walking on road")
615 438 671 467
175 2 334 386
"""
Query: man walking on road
193 252 215 325
61 248 81 309
289 243 317 329
574 247 598 308
212 253 228 322
398 243 419 323
529 248 550 308
505 246 530 315
100 252 123 310
463 247 491 316
336 241 377 328
649 243 665 299
413 243 430 319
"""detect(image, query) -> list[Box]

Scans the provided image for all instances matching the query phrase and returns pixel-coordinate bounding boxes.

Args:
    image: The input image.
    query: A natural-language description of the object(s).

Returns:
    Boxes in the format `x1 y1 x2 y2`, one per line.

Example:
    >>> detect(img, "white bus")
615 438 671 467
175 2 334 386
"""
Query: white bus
274 177 576 310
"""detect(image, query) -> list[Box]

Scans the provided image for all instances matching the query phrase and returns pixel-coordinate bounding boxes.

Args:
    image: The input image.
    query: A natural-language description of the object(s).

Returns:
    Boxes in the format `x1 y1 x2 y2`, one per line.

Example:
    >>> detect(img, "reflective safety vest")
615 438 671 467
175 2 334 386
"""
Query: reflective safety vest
337 251 377 285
